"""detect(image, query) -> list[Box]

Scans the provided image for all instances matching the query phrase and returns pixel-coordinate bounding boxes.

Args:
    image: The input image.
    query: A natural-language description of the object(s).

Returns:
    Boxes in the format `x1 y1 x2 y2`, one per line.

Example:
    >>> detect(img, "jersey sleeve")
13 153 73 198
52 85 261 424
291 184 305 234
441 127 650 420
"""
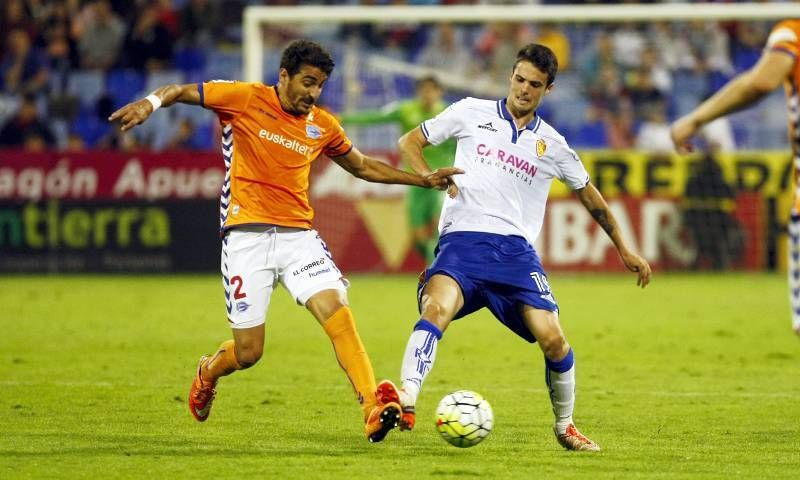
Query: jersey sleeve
552 139 590 190
322 117 354 157
420 99 467 146
199 80 254 121
765 21 800 57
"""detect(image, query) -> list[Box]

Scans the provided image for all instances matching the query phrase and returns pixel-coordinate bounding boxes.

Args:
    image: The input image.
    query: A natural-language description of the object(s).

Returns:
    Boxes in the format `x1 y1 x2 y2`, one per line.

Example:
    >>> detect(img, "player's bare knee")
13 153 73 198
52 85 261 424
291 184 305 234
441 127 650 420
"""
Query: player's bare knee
306 289 349 323
420 298 450 327
538 331 569 360
235 345 263 368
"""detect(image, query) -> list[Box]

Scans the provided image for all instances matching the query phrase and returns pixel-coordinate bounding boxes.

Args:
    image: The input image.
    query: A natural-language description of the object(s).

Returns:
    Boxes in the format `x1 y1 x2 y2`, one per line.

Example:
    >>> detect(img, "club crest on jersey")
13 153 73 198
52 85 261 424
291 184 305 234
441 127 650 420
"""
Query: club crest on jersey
536 139 546 157
306 124 322 139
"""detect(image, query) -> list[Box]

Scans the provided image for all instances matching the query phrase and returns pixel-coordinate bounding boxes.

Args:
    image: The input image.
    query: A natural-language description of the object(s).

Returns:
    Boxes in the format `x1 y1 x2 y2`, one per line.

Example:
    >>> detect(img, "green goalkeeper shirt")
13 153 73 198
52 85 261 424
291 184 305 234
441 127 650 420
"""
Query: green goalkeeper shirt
342 99 456 170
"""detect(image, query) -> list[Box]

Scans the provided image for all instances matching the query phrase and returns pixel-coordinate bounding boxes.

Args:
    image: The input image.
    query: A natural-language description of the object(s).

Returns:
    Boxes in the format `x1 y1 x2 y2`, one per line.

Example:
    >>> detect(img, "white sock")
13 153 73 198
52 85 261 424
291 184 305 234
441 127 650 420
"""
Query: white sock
788 212 800 331
545 349 575 435
400 320 442 406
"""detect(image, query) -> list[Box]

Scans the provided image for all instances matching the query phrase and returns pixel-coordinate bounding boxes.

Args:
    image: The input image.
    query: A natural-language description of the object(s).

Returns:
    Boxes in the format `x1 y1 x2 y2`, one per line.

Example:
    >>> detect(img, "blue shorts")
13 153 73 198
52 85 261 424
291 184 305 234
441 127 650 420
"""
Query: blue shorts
417 231 558 343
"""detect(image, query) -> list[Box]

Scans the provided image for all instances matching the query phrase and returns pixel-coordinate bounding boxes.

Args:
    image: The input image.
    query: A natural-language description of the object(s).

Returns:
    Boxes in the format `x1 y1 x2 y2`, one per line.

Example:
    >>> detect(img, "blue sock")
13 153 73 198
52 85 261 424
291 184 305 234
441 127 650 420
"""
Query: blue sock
545 348 574 373
545 348 575 429
401 319 442 404
413 319 442 340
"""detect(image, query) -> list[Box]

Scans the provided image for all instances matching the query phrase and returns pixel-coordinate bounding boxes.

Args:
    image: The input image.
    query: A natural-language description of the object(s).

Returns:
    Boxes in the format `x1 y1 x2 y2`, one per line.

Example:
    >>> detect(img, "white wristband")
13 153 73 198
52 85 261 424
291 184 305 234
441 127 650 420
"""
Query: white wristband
145 94 162 112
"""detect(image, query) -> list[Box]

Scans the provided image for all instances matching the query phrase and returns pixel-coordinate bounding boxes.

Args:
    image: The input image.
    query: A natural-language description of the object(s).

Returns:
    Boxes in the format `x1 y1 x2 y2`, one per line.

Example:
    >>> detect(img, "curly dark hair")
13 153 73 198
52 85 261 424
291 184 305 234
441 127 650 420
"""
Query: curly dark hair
513 44 558 86
280 40 335 77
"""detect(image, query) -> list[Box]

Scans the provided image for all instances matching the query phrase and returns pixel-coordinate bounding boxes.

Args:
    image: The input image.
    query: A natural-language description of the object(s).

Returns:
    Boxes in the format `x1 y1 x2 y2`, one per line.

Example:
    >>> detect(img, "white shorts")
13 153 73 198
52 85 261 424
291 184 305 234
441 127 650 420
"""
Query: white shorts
221 226 348 329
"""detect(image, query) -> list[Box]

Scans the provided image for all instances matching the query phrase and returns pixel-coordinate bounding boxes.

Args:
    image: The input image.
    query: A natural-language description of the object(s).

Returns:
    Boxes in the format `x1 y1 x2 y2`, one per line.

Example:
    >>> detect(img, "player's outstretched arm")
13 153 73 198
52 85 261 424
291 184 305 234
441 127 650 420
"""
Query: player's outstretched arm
331 146 462 190
398 127 459 198
575 182 651 288
670 50 793 153
108 83 202 132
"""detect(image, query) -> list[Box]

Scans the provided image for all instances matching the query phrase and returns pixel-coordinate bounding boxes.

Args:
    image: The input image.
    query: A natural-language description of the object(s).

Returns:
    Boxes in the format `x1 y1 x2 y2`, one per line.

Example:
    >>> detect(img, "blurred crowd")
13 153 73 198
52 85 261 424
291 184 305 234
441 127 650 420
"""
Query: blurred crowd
0 0 236 151
0 0 785 152
319 8 775 152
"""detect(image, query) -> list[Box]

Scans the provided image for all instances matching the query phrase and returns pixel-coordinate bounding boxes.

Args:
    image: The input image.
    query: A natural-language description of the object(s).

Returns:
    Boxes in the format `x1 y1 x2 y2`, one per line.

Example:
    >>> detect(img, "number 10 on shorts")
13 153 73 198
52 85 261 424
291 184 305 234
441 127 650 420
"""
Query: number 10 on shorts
530 272 551 293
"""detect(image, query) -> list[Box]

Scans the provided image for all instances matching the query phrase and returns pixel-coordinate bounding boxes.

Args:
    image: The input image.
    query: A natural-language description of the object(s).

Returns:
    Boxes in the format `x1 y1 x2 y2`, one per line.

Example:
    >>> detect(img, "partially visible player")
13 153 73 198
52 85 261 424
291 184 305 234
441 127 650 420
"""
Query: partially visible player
109 40 462 442
383 44 651 452
342 76 455 263
670 19 800 336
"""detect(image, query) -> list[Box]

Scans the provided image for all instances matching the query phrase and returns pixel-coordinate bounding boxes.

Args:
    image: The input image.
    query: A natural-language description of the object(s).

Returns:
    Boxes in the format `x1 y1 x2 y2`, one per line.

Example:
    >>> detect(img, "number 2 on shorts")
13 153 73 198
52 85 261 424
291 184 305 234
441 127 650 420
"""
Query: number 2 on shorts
230 275 247 299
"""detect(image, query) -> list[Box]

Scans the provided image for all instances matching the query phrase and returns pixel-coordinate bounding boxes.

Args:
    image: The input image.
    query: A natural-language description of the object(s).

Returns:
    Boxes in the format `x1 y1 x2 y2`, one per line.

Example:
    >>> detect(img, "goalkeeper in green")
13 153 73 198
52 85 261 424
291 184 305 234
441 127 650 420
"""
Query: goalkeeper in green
342 76 455 263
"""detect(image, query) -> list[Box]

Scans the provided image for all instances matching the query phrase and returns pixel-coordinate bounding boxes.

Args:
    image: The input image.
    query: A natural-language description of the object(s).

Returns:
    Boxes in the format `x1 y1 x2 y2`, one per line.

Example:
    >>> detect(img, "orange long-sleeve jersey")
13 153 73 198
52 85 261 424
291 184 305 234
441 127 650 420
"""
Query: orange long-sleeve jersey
200 81 353 230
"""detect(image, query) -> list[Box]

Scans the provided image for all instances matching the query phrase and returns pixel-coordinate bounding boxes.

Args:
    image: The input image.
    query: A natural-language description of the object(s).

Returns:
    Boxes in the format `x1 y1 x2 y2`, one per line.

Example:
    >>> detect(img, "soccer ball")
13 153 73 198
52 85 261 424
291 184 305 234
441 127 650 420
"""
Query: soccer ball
435 390 493 448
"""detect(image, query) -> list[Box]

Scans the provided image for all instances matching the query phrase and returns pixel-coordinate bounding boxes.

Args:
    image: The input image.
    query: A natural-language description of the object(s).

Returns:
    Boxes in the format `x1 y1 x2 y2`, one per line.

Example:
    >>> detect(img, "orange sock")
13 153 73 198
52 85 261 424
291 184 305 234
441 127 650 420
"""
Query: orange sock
323 306 377 419
201 339 243 383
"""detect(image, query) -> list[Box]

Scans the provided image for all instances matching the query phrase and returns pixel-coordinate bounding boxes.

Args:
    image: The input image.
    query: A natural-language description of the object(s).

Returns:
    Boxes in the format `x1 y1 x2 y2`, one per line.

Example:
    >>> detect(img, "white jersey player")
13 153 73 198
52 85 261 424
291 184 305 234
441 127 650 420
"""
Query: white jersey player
378 44 652 452
423 96 590 246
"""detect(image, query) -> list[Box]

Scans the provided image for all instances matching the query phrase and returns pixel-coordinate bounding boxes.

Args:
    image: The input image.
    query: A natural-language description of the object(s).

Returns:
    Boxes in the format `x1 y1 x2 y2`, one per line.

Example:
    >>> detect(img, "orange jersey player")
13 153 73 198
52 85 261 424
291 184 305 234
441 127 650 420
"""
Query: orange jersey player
109 39 462 442
671 20 800 336
200 78 352 230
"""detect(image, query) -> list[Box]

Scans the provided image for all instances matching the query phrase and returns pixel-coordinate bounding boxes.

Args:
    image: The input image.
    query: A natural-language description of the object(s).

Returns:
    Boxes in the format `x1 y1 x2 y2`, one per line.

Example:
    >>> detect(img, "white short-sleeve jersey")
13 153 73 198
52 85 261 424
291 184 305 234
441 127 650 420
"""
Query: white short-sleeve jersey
421 97 590 246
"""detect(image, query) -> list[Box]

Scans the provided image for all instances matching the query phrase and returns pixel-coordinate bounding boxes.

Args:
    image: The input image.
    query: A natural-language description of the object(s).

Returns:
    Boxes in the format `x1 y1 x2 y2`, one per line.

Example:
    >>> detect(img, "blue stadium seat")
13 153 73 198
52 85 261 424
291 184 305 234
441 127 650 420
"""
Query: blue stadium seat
184 70 207 85
66 70 105 108
174 47 207 74
321 72 344 112
733 48 761 74
547 72 587 130
106 69 146 108
172 102 199 121
172 104 216 144
204 49 242 82
357 70 392 109
393 75 415 99
145 70 185 94
552 70 581 95
572 121 608 149
262 51 281 84
564 24 593 55
72 108 110 147
729 89 791 149
189 121 215 150
672 70 708 118
134 106 174 150
707 71 732 95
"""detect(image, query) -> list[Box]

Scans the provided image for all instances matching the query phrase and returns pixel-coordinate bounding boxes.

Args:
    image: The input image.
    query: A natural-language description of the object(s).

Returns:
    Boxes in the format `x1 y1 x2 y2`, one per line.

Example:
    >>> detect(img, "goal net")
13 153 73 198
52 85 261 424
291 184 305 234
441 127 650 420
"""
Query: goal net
242 3 795 273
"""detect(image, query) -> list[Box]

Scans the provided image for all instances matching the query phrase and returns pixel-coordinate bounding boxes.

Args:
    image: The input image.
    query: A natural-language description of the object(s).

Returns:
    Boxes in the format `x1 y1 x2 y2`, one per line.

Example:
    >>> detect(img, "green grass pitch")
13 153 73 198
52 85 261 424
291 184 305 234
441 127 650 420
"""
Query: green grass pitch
1 273 798 478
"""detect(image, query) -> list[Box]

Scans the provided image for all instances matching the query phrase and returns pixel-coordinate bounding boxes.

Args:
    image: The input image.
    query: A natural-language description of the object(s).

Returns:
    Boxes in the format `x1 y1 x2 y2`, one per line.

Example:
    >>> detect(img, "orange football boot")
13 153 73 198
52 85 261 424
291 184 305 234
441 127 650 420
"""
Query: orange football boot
365 380 402 442
188 355 217 422
554 424 601 452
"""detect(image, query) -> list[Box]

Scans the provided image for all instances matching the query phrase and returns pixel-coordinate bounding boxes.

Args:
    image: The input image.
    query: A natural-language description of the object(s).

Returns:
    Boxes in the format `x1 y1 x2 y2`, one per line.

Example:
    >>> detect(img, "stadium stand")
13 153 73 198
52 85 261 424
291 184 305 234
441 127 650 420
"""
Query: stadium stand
0 0 790 152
